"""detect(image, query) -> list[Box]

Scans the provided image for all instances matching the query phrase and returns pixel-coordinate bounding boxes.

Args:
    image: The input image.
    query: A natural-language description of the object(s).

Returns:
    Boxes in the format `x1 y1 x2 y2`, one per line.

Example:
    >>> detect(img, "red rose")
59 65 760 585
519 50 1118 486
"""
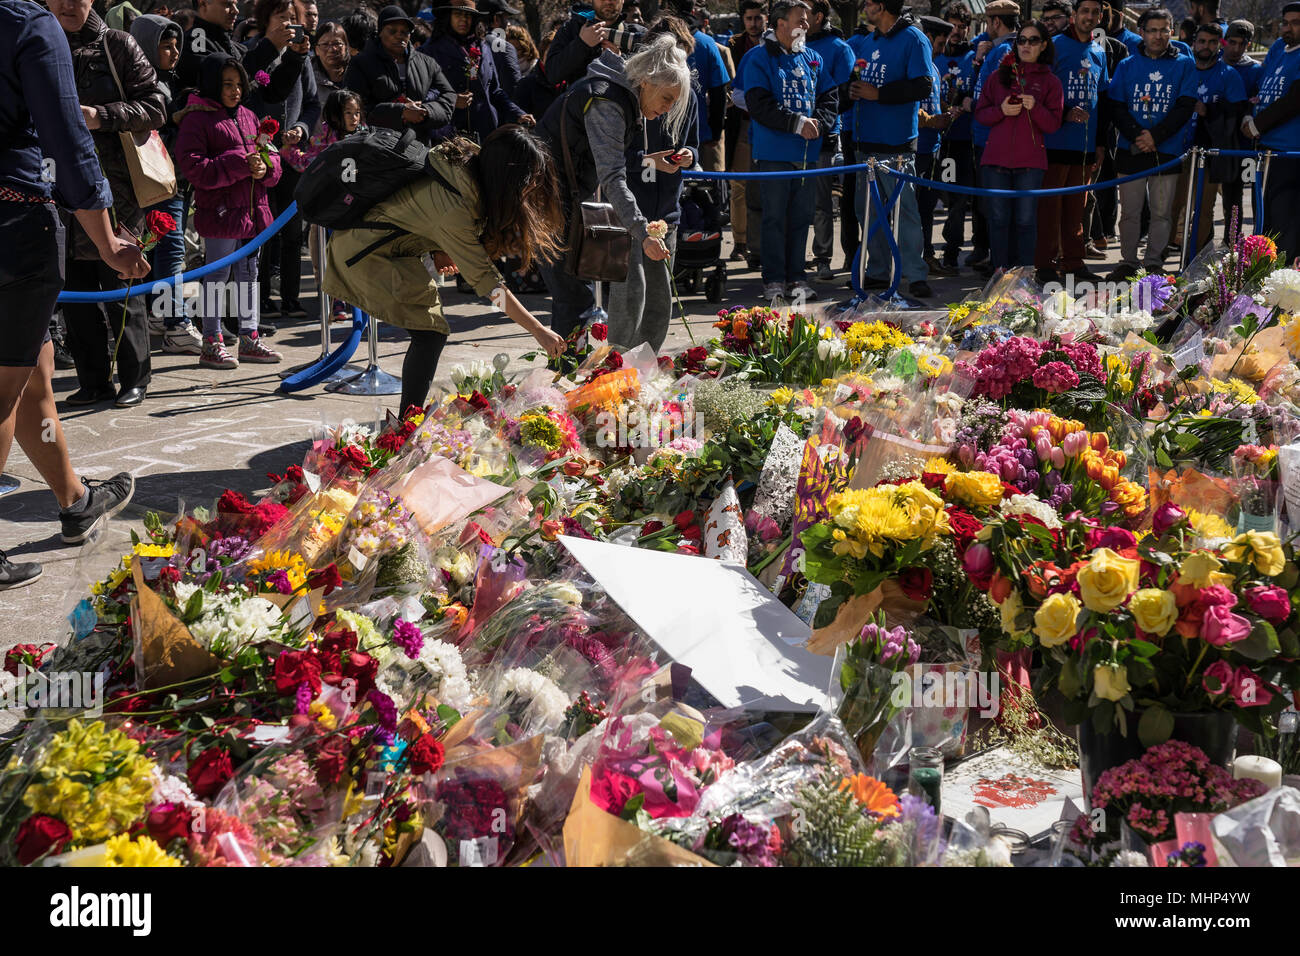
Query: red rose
920 471 947 490
187 747 234 799
338 445 370 471
899 566 933 602
680 523 702 541
673 510 696 531
657 355 674 370
273 649 322 697
946 507 984 548
589 771 640 816
604 350 624 370
375 431 406 454
3 643 50 676
145 209 177 236
145 802 193 846
217 490 256 515
306 563 343 595
467 391 492 412
589 322 608 341
14 814 71 865
408 735 446 775
677 542 701 555
158 565 182 584
685 346 708 365
258 116 280 137
640 520 664 535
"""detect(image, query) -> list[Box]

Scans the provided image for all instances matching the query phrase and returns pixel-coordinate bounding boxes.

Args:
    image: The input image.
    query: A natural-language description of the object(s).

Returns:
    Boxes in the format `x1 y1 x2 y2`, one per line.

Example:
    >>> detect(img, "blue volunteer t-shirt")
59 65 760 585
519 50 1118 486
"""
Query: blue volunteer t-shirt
1044 32 1109 153
690 29 730 142
738 41 831 162
1184 58 1246 148
970 34 1014 148
1230 57 1264 97
1256 39 1300 152
1107 51 1198 155
808 31 855 136
917 59 943 154
846 22 933 147
934 46 975 140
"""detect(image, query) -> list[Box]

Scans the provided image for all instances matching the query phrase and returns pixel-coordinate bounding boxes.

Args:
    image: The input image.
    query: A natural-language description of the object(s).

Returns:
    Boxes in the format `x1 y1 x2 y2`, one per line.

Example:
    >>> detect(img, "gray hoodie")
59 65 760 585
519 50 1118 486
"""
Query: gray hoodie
583 50 650 244
128 13 181 103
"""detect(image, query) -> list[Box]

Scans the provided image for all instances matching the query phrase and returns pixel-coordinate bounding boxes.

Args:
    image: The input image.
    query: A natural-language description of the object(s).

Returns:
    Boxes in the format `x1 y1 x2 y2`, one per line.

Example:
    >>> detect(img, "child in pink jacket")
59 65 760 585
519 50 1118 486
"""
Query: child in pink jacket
974 20 1064 271
176 52 283 368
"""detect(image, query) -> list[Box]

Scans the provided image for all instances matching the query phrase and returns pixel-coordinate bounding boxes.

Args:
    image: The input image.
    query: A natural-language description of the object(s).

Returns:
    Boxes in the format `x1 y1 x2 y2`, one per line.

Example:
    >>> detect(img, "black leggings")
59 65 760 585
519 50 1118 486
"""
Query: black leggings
400 328 447 418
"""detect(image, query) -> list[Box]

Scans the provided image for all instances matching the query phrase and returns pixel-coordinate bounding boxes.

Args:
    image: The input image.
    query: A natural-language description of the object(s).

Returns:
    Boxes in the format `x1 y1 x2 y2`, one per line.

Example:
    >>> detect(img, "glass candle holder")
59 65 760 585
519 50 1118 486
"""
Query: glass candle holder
907 745 944 815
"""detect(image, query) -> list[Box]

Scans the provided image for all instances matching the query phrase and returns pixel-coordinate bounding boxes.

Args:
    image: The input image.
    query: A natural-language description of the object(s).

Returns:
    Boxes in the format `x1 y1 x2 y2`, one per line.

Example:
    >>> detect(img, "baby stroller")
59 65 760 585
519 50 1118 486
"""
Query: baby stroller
673 179 726 303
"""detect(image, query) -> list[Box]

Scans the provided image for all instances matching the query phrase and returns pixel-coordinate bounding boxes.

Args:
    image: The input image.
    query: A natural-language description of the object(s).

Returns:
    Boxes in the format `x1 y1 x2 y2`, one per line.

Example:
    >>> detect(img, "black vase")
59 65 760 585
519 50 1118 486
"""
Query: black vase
1076 710 1238 809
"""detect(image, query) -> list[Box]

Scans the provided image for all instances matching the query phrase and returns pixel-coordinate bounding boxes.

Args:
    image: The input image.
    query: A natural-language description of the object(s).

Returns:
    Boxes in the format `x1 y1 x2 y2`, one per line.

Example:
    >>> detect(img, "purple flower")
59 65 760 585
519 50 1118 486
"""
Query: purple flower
266 569 293 594
254 70 271 87
295 680 313 715
365 688 398 732
391 618 424 659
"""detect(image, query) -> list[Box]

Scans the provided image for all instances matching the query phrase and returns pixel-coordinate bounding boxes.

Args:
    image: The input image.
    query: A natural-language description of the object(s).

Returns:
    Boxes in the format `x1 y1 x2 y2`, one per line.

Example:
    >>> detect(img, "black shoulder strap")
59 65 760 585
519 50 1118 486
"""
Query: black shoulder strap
342 162 464 267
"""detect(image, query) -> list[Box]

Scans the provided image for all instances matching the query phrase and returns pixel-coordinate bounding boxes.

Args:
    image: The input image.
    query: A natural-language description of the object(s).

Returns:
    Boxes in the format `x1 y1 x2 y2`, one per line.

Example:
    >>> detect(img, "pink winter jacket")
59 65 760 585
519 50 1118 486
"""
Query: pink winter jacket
176 94 283 239
974 61 1064 170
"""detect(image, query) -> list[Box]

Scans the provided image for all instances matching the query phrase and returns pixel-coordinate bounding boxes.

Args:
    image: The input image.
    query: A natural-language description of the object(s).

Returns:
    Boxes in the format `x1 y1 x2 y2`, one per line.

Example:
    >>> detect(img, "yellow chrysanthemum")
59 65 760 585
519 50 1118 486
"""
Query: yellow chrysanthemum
917 352 953 378
105 834 180 867
769 386 795 406
826 481 949 559
923 456 956 475
1187 509 1235 541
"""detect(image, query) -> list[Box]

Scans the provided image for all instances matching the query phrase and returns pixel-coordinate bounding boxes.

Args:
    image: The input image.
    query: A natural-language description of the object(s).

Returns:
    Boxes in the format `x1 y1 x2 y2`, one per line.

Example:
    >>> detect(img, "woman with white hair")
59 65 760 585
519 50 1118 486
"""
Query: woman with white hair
537 31 692 340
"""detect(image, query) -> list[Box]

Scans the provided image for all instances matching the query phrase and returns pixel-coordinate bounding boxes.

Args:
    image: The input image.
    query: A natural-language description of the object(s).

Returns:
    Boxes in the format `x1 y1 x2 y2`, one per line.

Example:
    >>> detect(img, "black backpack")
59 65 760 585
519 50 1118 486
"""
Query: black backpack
294 127 462 266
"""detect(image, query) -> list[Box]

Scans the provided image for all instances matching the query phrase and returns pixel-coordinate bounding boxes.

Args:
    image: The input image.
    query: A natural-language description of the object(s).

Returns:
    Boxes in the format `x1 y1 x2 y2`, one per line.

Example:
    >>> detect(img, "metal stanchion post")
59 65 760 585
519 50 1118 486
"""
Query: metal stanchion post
325 311 401 395
281 224 363 382
1180 147 1202 271
890 162 903 289
1256 150 1274 236
861 157 875 294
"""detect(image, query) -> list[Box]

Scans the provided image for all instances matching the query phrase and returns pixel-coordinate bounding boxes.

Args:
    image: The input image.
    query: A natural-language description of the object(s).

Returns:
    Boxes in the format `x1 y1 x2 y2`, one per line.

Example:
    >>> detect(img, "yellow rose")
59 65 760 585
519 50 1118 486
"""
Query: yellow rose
1179 550 1224 588
945 470 1004 508
1000 590 1028 638
1128 588 1178 636
1033 592 1081 648
1223 531 1287 577
1093 663 1131 702
1077 547 1141 613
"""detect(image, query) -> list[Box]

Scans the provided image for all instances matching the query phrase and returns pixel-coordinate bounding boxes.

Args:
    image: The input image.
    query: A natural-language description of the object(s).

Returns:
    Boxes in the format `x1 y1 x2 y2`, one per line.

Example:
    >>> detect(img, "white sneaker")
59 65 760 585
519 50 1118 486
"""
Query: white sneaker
762 282 785 299
162 321 204 355
147 313 166 335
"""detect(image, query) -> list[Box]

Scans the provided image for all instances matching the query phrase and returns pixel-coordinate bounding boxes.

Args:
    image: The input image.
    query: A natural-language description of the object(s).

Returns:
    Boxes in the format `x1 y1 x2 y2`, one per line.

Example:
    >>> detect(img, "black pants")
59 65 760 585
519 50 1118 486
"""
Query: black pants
64 256 151 392
1219 176 1245 238
939 139 975 264
400 328 447 418
1263 155 1300 264
259 166 303 306
971 144 988 256
1093 149 1118 239
839 136 860 264
917 152 940 259
0 203 63 368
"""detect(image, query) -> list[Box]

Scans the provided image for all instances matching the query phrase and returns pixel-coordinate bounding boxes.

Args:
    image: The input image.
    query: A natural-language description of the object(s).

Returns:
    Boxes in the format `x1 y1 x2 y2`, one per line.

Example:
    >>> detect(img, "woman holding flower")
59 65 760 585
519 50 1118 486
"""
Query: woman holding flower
973 19 1062 271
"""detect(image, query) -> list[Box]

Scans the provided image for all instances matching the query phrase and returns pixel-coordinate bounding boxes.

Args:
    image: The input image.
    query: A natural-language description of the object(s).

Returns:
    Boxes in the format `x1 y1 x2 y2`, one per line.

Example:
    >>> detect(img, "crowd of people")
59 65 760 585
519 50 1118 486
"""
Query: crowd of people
1 0 1299 583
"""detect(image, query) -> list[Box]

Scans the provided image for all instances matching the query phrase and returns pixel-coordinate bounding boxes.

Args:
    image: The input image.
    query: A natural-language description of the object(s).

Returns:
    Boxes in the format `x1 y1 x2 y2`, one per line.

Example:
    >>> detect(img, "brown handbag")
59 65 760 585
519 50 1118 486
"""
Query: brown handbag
103 35 178 209
559 95 631 283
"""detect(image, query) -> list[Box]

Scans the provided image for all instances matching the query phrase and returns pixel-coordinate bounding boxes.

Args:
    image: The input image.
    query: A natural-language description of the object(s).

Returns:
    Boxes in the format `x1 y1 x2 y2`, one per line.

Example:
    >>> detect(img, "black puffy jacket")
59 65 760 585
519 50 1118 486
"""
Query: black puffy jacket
343 37 456 143
64 9 166 259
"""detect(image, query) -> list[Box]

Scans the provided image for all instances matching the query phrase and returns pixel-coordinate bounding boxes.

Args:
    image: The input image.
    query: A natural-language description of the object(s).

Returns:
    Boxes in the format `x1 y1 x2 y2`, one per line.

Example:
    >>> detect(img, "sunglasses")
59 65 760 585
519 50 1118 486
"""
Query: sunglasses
1016 34 1044 45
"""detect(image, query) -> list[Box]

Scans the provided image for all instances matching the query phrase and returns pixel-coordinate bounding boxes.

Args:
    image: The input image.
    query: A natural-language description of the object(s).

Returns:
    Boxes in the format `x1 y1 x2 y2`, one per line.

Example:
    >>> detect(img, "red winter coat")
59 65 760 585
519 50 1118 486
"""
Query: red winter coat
176 94 282 240
974 61 1063 170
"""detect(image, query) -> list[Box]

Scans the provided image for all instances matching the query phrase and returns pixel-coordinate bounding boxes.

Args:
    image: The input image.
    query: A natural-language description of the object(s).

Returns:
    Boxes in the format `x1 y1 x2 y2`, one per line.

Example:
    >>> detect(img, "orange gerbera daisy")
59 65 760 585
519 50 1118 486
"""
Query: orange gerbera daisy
838 773 900 819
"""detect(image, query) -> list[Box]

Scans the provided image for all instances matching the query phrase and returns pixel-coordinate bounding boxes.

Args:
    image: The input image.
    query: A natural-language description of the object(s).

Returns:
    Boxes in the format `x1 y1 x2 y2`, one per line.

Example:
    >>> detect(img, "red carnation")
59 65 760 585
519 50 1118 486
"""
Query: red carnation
258 116 280 137
408 735 446 775
217 490 256 515
14 814 71 865
187 747 234 799
273 649 322 697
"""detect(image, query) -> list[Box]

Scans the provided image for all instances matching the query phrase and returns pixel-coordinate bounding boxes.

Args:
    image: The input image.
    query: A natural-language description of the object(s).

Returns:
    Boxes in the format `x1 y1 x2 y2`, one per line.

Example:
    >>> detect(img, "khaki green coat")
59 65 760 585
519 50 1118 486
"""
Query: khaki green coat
323 148 504 334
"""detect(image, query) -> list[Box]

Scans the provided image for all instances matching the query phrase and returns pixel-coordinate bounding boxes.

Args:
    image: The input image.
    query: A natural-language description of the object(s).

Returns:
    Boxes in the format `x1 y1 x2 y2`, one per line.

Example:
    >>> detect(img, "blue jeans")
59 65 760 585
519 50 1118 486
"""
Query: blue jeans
981 165 1044 270
148 193 187 329
756 159 816 285
854 153 926 284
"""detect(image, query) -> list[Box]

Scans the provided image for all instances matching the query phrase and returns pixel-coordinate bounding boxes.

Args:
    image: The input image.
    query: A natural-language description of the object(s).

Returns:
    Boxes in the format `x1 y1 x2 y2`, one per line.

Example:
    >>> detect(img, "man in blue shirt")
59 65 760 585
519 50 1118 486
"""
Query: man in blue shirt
916 16 953 275
806 0 854 281
964 0 1018 274
847 0 934 297
0 0 146 588
935 0 975 273
1104 6 1197 277
1188 23 1247 250
739 0 837 300
1114 3 1190 57
1036 0 1108 283
1242 2 1300 262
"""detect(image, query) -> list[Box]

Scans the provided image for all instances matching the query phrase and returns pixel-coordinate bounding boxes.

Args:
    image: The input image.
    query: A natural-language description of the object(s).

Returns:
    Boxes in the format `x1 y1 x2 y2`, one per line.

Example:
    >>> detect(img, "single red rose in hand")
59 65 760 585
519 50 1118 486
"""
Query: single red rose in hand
14 814 71 865
187 747 234 799
258 116 280 137
408 735 445 775
145 209 177 236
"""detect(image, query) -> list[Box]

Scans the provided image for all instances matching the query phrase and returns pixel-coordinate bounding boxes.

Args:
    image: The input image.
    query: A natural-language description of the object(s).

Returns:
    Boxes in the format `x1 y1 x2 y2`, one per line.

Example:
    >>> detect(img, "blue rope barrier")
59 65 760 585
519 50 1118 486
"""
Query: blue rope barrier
57 201 300 303
1203 148 1300 158
278 307 368 393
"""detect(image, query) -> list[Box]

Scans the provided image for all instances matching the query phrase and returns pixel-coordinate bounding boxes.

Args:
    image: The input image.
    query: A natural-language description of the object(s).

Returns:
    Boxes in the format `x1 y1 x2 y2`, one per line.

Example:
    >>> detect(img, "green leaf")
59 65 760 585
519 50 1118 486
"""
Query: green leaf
619 791 646 821
1128 639 1160 658
1137 705 1175 748
182 588 204 623
1235 620 1281 661
436 704 461 729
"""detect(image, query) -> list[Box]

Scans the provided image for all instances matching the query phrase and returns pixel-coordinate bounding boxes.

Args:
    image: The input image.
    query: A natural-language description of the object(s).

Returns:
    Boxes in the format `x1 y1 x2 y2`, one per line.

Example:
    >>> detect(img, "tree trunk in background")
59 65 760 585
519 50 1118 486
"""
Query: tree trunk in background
833 0 858 34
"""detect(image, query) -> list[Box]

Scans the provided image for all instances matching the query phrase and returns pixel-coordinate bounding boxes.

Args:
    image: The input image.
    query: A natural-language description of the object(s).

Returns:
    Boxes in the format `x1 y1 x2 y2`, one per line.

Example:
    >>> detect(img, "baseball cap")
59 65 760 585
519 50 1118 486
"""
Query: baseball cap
377 5 415 29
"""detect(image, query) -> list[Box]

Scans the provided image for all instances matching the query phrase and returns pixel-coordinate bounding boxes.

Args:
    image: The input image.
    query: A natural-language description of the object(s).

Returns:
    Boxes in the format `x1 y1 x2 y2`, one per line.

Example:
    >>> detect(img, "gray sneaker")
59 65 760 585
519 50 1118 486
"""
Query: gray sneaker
60 472 135 544
814 261 834 281
163 321 204 355
0 550 41 590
